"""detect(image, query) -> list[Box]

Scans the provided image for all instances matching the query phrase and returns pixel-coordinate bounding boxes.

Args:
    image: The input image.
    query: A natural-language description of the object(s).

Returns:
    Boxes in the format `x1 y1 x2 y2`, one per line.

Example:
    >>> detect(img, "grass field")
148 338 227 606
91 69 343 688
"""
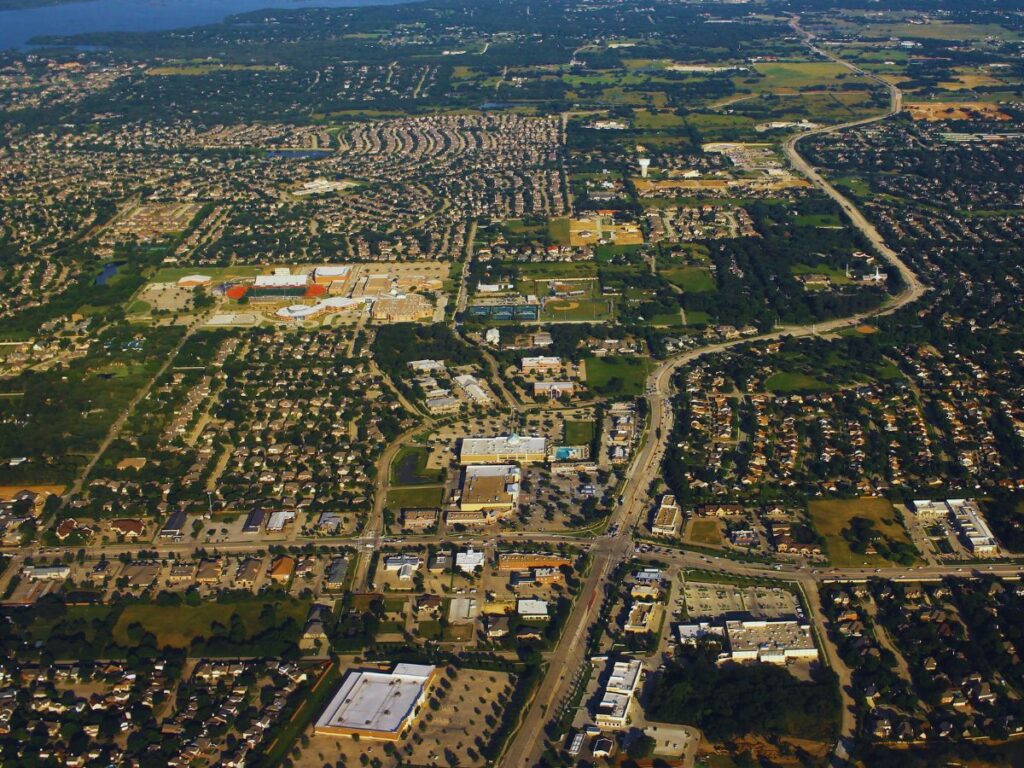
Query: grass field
502 218 549 242
634 109 687 129
749 62 857 91
650 311 684 327
547 217 571 245
147 64 279 76
112 599 309 648
584 356 652 396
660 266 716 293
808 497 918 568
418 619 442 639
541 297 614 322
385 485 444 510
516 261 598 282
444 624 475 642
861 21 1019 42
764 371 828 393
793 213 842 227
687 519 723 547
684 112 757 140
563 420 596 446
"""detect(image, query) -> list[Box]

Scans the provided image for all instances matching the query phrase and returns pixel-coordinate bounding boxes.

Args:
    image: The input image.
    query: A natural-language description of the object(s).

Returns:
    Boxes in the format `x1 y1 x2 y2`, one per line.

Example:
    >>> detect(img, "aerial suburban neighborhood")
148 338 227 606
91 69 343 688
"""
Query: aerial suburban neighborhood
1 0 1024 767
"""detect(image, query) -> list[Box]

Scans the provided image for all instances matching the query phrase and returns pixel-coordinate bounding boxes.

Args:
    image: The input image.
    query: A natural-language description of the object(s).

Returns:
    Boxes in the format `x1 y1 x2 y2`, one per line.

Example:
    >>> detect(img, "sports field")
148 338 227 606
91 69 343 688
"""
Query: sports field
541 297 613 322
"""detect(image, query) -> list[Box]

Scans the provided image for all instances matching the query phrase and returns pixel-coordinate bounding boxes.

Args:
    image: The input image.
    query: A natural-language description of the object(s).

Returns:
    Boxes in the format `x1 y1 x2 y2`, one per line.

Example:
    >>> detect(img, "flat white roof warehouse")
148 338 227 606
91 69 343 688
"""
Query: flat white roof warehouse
314 664 436 740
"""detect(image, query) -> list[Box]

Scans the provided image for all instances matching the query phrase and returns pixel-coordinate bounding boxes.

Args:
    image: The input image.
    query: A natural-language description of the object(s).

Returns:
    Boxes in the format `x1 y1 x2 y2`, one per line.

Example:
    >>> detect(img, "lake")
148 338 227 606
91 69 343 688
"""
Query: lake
94 260 125 285
0 0 403 50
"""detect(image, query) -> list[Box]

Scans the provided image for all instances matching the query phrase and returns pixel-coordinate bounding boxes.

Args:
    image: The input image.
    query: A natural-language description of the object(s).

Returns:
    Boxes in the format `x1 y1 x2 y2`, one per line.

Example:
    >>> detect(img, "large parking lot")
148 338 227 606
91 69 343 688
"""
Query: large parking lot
681 581 800 621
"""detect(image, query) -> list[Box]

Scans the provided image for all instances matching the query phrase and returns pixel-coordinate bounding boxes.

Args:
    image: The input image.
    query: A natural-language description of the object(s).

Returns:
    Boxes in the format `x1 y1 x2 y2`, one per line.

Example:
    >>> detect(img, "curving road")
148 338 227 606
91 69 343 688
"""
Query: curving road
501 19 927 768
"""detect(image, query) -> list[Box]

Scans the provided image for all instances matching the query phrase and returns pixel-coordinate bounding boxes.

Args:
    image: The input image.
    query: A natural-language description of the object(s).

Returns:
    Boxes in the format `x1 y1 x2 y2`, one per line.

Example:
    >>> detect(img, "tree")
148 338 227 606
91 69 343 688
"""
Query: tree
626 734 655 760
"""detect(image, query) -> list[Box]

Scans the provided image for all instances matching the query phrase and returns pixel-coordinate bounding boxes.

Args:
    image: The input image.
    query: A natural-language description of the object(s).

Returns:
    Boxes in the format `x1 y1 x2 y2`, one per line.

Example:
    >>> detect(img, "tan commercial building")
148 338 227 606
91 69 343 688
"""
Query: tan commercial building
445 508 492 526
459 465 521 514
624 601 659 634
371 294 434 323
401 508 439 531
520 356 562 373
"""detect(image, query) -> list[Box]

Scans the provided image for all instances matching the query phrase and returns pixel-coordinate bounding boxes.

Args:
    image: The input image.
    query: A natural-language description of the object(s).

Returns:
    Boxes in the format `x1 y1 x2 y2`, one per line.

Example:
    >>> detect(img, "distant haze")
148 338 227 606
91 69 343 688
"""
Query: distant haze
0 0 403 50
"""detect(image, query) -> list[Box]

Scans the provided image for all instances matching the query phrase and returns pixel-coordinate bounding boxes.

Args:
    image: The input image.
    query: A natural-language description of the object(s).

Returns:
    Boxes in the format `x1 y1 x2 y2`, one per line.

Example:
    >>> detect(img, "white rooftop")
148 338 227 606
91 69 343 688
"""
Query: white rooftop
517 598 549 617
316 664 434 735
606 659 642 695
255 273 308 288
460 435 546 459
455 547 486 573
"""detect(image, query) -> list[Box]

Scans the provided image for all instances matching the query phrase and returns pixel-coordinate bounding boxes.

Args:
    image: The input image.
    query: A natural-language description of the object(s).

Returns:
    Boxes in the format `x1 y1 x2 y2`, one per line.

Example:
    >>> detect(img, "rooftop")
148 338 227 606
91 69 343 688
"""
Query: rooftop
315 664 435 737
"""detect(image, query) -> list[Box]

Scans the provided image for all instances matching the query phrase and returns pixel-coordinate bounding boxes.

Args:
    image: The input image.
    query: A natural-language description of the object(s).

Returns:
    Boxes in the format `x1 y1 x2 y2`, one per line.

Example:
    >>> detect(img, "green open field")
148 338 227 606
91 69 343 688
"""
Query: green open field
418 619 442 640
147 64 279 76
634 109 687 129
444 623 475 642
793 213 842 227
516 260 597 285
584 356 652 396
563 420 596 446
683 112 757 140
547 217 571 245
687 519 723 546
385 485 445 510
660 266 716 293
860 21 1019 42
390 445 444 486
541 297 614 322
749 62 856 91
764 371 828 393
808 498 918 568
502 218 549 242
112 598 309 648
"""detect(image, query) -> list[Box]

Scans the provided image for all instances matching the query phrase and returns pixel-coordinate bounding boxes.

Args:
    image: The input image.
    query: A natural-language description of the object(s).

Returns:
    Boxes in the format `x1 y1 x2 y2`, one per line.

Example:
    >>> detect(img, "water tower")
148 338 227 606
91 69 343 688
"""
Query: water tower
638 157 651 178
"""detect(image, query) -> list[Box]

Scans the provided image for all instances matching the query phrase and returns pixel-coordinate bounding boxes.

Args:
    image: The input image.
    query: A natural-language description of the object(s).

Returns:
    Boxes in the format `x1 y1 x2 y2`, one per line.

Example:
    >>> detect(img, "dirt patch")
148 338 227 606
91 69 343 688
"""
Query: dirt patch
698 733 830 767
905 101 1010 121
